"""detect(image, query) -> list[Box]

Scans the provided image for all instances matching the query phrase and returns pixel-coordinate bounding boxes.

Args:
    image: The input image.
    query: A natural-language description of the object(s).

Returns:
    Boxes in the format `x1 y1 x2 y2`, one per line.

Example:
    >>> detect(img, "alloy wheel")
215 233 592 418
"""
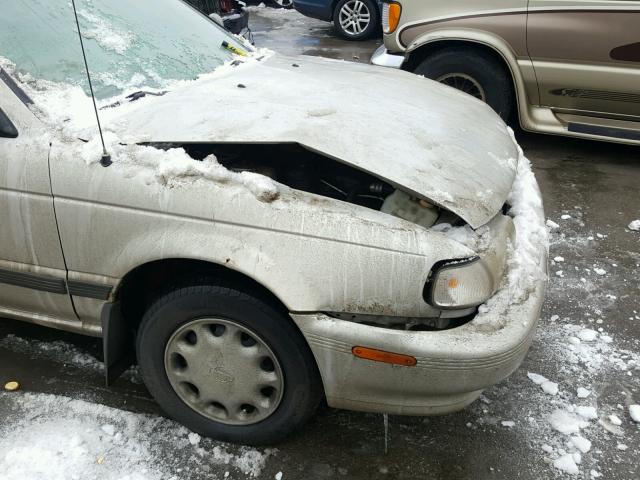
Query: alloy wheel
164 318 284 426
338 0 371 37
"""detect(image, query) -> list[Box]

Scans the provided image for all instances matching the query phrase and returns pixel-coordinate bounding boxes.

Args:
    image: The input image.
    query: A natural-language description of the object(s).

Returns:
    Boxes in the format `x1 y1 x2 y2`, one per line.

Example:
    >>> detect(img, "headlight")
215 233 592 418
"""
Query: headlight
426 258 495 309
382 2 402 34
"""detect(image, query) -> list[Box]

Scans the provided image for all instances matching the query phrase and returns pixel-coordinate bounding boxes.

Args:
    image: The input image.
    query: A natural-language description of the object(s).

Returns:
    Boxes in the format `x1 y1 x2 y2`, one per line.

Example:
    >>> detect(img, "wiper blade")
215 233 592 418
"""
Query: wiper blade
101 90 167 110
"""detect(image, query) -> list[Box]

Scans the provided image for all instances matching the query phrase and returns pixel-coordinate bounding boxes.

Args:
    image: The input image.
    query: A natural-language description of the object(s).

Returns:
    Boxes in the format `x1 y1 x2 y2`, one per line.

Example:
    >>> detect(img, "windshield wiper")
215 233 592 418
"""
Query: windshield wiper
101 90 167 110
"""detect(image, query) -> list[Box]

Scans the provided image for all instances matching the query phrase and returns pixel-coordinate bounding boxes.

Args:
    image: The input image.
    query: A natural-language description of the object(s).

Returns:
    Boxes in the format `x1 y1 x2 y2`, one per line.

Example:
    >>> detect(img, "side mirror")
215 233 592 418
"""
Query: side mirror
0 107 18 138
208 13 225 28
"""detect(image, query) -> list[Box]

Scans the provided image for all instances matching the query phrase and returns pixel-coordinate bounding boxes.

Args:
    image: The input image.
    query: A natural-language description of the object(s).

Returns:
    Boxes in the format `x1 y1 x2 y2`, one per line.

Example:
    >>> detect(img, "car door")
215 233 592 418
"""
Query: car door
527 0 640 120
0 74 79 327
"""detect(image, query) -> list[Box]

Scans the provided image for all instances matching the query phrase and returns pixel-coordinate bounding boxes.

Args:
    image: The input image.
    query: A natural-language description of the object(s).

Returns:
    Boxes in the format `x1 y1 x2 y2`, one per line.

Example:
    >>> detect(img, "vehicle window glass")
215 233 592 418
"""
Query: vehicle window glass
0 0 243 104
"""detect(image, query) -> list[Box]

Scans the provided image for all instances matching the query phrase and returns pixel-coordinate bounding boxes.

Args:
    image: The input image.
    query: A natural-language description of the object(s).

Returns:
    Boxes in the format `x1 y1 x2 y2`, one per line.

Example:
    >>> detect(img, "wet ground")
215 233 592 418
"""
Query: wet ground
1 6 640 480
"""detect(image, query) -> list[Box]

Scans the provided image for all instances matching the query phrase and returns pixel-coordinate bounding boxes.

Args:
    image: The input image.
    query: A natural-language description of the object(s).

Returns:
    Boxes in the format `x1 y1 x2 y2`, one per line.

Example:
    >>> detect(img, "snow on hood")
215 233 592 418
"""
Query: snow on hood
96 53 518 229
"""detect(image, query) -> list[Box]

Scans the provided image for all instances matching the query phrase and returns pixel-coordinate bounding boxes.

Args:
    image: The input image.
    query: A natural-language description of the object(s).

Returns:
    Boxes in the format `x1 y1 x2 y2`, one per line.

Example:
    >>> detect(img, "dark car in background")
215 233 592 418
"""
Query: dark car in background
185 0 250 36
293 0 382 40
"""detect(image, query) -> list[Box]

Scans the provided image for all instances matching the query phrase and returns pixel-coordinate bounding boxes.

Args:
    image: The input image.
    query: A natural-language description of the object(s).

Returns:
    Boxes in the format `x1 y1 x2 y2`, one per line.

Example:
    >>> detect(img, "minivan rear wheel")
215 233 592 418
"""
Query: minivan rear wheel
414 48 514 121
136 280 322 445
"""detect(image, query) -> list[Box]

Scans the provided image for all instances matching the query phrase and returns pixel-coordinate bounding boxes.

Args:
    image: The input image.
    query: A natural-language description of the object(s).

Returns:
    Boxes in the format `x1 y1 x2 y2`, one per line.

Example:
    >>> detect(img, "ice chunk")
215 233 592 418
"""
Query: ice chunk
608 414 622 426
553 454 579 475
576 406 597 420
577 388 591 399
549 410 587 434
593 268 606 276
501 421 515 428
570 436 591 453
630 405 640 423
542 381 559 396
578 329 598 342
628 220 640 231
554 256 565 262
617 444 628 451
188 432 201 446
561 215 572 220
275 472 283 480
527 372 548 385
546 219 560 230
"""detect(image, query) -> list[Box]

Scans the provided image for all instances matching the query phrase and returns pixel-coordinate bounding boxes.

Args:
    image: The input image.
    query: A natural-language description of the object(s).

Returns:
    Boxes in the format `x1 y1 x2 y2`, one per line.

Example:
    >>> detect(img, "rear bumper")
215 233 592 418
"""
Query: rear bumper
293 0 333 22
370 44 404 69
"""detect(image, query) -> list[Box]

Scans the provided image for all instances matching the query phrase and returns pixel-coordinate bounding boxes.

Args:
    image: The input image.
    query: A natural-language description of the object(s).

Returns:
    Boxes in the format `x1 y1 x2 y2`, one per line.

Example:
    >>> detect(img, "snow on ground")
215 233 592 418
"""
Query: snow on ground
0 391 273 480
463 198 640 478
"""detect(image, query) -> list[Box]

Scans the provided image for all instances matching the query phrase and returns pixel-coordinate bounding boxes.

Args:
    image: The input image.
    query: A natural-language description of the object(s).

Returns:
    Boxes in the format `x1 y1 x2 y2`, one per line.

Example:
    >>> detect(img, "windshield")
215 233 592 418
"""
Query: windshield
0 0 243 100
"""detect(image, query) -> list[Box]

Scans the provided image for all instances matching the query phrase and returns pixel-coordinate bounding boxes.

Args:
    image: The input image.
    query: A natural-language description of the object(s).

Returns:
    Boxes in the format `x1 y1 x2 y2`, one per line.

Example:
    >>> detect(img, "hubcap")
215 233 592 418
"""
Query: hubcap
435 73 487 102
274 0 293 6
164 318 284 426
339 0 371 36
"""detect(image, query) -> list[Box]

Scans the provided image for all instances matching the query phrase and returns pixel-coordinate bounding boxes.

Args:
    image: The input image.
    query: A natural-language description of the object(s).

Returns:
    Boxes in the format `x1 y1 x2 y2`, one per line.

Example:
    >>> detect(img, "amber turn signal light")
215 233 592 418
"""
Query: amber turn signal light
383 3 402 34
352 346 417 366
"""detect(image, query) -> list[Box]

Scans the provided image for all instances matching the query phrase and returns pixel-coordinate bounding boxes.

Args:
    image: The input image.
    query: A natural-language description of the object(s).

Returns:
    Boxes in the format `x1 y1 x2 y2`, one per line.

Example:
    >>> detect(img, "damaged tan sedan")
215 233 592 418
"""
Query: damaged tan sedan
0 0 548 444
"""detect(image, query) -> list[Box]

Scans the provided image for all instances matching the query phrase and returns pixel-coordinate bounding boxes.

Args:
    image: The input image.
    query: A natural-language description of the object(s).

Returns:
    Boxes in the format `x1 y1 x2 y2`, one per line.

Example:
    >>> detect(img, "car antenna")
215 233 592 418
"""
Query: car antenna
70 0 112 167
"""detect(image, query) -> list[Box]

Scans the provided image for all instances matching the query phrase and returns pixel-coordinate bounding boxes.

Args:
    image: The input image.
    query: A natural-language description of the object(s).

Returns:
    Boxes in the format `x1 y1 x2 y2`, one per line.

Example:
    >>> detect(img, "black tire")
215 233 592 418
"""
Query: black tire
333 0 379 41
268 0 293 8
414 47 514 121
136 280 323 445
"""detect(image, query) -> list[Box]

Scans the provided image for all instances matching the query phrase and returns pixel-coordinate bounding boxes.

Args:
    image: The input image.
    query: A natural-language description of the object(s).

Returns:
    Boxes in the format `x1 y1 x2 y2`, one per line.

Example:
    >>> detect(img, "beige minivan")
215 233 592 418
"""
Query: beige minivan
373 0 640 145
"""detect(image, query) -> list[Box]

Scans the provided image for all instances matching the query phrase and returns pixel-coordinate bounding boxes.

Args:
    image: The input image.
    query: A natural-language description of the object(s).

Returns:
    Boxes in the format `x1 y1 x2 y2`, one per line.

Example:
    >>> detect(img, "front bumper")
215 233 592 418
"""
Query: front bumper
370 44 404 69
290 155 548 416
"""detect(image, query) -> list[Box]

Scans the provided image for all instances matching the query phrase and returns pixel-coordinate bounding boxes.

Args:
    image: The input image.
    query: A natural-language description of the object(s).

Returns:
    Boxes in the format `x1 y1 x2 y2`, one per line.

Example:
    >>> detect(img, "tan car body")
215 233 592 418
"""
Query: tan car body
376 0 640 144
0 51 548 417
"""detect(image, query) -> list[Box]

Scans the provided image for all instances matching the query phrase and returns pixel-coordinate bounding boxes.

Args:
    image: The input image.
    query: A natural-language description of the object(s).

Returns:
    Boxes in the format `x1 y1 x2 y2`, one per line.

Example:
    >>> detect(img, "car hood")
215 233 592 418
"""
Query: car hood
106 53 518 228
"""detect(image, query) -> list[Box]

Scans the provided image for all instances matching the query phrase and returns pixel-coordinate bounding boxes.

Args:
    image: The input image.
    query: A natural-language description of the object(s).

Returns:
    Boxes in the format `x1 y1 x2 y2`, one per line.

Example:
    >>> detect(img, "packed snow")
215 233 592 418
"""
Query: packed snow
0 392 272 480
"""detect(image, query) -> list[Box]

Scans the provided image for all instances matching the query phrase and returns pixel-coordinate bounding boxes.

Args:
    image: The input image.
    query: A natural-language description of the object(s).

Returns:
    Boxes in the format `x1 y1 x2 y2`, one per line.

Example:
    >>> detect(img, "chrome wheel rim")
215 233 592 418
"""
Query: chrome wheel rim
165 318 284 426
436 73 486 102
338 0 371 36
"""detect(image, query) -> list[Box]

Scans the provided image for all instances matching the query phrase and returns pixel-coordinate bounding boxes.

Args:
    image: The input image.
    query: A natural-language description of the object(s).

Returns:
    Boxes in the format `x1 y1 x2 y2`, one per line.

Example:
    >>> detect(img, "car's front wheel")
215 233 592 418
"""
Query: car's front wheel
333 0 379 40
414 48 514 121
136 280 323 445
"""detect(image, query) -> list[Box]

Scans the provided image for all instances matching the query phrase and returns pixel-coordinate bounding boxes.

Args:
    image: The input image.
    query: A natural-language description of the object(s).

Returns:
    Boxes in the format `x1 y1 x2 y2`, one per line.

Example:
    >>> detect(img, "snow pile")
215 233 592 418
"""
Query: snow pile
152 148 279 202
628 220 640 231
0 392 272 479
466 129 548 328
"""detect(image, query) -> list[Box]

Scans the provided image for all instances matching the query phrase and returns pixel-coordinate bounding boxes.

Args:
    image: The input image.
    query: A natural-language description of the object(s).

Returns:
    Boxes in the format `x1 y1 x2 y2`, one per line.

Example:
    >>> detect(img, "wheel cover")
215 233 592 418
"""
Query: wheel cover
274 0 293 6
164 318 284 426
435 73 487 102
338 0 371 36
